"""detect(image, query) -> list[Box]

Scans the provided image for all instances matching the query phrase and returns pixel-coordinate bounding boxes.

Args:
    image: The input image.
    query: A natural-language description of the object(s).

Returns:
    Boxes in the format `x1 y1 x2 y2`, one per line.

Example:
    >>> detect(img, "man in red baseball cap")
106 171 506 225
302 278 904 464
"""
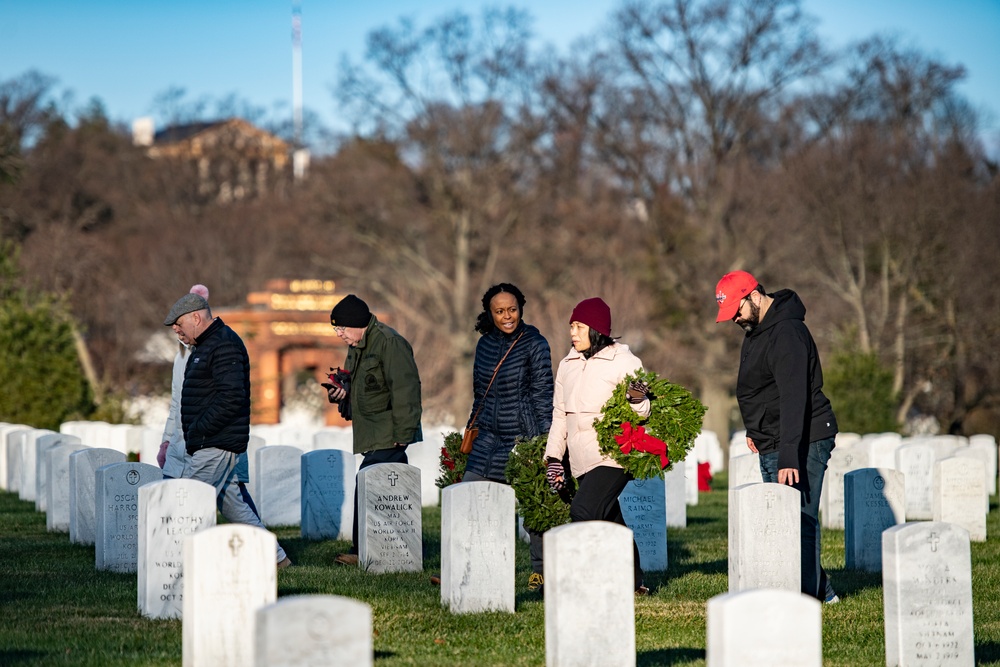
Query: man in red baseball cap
714 270 840 604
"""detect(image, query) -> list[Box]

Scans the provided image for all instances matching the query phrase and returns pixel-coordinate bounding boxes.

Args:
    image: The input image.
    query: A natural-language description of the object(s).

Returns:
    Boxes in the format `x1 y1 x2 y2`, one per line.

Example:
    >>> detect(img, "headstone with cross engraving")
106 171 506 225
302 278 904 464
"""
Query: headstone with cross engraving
35 432 79 512
46 442 88 532
895 441 936 520
728 483 800 593
357 463 422 573
138 478 217 619
544 521 636 667
883 522 974 667
301 449 355 541
844 468 905 571
441 481 516 613
619 476 668 572
707 589 822 666
69 447 127 545
254 595 373 667
821 443 868 529
728 453 763 488
95 461 163 572
183 524 277 667
255 445 302 527
934 457 987 542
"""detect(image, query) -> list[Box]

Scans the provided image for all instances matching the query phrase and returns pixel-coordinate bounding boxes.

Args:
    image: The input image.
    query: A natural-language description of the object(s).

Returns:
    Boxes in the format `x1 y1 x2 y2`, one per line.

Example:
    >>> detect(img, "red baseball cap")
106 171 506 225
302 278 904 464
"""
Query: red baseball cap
715 271 758 322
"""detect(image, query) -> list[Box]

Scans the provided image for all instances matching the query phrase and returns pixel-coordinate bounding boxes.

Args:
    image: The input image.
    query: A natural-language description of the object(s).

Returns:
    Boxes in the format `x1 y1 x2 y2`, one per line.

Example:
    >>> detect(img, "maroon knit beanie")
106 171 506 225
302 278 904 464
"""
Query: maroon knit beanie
569 297 612 337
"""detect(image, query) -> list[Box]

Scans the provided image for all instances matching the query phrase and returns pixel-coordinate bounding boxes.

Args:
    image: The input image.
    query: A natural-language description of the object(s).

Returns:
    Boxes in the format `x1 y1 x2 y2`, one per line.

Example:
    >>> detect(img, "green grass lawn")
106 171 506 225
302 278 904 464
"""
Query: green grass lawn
2 473 1000 666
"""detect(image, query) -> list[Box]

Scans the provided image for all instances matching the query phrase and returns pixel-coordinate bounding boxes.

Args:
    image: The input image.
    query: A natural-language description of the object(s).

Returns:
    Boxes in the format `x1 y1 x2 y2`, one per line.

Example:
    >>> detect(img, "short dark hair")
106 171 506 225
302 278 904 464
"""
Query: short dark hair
475 283 526 334
583 328 616 359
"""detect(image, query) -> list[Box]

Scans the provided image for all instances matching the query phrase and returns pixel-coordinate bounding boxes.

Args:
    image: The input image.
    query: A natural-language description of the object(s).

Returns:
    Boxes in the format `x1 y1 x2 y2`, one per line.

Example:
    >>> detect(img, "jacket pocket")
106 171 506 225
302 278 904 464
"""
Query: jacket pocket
357 358 391 414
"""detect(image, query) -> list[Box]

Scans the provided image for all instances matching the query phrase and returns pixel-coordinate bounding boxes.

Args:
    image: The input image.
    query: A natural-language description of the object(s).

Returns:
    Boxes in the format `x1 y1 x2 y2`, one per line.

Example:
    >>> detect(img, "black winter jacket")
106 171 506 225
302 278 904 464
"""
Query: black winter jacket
181 317 252 455
464 322 553 481
736 290 838 470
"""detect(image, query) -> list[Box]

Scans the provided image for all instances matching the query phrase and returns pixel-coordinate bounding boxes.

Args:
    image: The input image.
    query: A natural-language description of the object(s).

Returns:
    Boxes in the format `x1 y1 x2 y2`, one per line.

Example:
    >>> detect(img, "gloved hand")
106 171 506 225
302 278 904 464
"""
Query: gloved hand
627 379 650 404
546 458 565 491
156 441 169 468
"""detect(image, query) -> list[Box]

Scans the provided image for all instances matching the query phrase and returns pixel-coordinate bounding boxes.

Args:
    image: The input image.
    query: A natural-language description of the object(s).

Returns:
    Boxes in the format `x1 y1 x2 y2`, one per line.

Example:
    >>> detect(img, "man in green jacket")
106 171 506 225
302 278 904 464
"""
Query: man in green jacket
326 294 423 565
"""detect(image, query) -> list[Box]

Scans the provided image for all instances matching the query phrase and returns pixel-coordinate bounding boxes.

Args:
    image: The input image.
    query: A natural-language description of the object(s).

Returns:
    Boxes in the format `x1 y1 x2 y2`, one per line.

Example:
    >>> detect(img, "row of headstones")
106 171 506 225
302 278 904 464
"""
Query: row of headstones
727 480 975 665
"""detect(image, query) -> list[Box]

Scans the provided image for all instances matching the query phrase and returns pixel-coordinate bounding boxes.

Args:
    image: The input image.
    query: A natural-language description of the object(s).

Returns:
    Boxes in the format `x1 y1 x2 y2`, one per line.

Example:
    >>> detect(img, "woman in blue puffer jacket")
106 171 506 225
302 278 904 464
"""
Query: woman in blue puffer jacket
462 283 553 591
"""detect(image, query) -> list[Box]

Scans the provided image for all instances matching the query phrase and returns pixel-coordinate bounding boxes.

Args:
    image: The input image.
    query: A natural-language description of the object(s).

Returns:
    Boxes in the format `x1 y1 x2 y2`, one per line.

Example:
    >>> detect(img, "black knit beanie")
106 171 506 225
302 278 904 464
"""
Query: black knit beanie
330 294 371 328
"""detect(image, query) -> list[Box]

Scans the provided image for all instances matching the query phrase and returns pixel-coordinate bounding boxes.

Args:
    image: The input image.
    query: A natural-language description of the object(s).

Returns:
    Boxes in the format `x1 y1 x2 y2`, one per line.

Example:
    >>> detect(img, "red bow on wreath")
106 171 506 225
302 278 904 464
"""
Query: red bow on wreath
441 446 456 470
615 421 670 469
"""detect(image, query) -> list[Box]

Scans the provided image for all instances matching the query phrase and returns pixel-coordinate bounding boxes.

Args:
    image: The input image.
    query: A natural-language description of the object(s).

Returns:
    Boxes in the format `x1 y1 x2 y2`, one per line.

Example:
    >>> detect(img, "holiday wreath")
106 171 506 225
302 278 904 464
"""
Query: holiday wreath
504 434 576 533
593 369 707 480
435 431 468 488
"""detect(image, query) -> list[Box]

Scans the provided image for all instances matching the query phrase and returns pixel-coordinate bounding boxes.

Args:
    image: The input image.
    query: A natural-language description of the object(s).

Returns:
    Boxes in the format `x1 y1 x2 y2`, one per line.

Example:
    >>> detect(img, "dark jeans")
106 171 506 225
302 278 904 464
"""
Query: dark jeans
758 437 836 601
462 470 545 575
570 465 644 591
351 446 409 552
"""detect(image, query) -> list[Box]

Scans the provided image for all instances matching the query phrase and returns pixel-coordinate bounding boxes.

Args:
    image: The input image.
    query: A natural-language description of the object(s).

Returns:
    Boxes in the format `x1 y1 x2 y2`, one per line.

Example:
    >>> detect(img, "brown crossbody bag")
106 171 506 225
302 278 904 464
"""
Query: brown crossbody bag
460 330 526 455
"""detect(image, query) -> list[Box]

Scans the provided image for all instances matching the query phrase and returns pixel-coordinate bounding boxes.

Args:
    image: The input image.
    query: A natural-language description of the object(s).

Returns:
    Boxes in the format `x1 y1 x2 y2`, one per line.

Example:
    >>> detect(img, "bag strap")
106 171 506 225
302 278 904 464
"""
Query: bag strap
468 330 526 429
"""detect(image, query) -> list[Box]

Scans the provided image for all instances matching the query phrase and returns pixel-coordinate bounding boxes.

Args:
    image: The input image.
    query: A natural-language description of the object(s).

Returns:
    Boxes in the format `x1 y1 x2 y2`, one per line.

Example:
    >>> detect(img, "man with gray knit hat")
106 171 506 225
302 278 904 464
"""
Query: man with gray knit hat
327 293 423 565
163 291 292 568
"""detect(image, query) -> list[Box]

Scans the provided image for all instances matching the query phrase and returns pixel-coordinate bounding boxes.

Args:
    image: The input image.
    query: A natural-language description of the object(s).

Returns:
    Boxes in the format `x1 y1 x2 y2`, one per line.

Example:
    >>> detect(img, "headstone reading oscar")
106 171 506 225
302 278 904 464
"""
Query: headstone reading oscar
45 443 88 532
183 525 277 667
138 479 217 619
357 463 422 573
895 442 936 520
933 457 987 542
254 595 373 667
728 483 800 593
254 446 302 527
707 589 822 667
95 461 163 572
620 476 668 572
441 481 516 613
69 447 127 545
883 522 974 667
844 468 905 571
301 449 354 541
36 432 79 512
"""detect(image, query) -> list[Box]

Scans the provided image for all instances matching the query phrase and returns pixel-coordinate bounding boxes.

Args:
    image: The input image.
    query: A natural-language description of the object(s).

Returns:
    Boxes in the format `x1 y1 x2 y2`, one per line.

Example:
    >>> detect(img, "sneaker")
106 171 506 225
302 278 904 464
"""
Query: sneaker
528 572 544 592
334 553 359 566
430 573 441 586
824 593 840 604
635 585 649 596
277 557 293 569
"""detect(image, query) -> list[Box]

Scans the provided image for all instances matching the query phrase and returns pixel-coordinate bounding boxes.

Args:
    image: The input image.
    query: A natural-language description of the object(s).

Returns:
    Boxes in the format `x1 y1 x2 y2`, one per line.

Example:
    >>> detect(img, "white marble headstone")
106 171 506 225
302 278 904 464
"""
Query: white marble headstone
685 456 699 506
0 424 29 490
5 428 29 492
934 457 986 542
728 453 763 488
138 479 217 619
820 444 868 529
301 449 354 541
707 589 821 666
36 432 81 512
19 429 55 502
620 476 668 572
405 436 443 507
255 445 302 527
864 432 903 469
95 461 163 572
441 481 515 613
952 447 993 509
883 522 974 667
664 463 687 527
844 468 905 571
245 434 266 490
183 525 277 667
45 443 88 532
357 463 422 573
69 447 127 544
895 442 935 520
254 595 373 667
728 483 800 593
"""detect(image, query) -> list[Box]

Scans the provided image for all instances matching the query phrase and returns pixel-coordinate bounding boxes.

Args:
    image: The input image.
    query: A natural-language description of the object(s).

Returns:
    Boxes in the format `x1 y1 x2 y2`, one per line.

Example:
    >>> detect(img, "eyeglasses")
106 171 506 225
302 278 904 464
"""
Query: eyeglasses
333 326 346 333
734 296 750 320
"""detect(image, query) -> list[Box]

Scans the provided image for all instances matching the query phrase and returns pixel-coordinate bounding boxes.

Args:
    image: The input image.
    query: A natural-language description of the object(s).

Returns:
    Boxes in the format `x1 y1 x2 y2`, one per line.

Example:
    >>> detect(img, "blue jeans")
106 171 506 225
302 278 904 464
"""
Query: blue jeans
759 437 836 601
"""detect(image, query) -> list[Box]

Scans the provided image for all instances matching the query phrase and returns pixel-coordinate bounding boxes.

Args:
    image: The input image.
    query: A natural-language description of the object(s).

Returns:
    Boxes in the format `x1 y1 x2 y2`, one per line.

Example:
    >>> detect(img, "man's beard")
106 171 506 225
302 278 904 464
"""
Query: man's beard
736 300 760 334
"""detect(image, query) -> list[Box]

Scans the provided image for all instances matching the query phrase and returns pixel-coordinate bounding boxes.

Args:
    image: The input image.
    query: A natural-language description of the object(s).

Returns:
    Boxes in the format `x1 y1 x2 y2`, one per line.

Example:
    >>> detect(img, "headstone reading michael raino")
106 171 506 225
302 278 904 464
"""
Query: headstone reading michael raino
183 525 277 667
301 449 355 541
544 521 636 667
254 595 373 667
728 483 800 593
441 481 515 613
883 522 974 667
844 468 905 572
95 462 163 572
707 589 821 667
357 463 422 573
138 479 217 619
620 476 668 571
69 448 126 545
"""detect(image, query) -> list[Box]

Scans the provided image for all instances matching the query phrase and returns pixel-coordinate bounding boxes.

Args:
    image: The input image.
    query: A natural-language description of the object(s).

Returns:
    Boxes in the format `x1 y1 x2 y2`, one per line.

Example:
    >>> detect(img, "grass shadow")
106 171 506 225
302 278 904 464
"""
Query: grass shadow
637 647 705 666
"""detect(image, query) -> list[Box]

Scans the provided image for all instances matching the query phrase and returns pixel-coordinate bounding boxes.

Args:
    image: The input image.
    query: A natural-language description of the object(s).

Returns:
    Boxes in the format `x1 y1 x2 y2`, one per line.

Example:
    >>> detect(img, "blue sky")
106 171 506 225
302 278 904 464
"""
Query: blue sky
1 0 998 150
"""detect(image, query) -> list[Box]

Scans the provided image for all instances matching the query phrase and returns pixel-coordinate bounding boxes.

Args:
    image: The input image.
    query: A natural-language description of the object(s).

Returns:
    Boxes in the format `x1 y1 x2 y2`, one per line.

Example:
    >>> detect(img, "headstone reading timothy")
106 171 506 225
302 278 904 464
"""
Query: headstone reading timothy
440 481 515 613
844 468 905 571
254 595 373 667
620 476 668 572
95 461 163 572
301 449 354 541
883 522 974 667
69 447 127 545
707 589 821 667
356 463 422 573
728 483 800 593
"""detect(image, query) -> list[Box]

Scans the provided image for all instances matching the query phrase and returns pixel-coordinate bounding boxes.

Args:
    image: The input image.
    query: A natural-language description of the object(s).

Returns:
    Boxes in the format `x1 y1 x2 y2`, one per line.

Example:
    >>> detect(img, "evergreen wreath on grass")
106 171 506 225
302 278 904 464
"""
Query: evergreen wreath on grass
436 431 468 488
504 434 576 533
594 369 707 480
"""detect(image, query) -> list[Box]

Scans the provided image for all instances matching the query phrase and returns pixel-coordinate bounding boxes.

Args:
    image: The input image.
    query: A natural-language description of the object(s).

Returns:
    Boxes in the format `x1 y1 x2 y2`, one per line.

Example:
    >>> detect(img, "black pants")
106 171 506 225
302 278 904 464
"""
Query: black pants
351 446 409 552
462 470 545 575
570 465 644 590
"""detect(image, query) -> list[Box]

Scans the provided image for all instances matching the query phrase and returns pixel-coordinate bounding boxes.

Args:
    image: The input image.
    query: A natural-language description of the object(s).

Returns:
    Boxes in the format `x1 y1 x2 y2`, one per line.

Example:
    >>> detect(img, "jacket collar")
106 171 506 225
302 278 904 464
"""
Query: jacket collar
194 317 224 346
567 342 622 361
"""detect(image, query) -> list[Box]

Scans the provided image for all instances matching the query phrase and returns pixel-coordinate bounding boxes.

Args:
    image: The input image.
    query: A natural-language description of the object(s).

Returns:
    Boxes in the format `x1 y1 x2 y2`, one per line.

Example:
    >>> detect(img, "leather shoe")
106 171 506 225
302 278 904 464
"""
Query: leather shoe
277 557 293 569
430 573 441 586
635 585 649 596
334 553 359 566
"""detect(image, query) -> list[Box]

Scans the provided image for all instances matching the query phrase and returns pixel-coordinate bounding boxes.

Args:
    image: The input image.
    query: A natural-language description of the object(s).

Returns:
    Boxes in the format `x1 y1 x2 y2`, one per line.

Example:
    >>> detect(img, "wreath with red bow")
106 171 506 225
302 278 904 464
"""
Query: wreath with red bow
594 370 707 480
436 431 467 488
